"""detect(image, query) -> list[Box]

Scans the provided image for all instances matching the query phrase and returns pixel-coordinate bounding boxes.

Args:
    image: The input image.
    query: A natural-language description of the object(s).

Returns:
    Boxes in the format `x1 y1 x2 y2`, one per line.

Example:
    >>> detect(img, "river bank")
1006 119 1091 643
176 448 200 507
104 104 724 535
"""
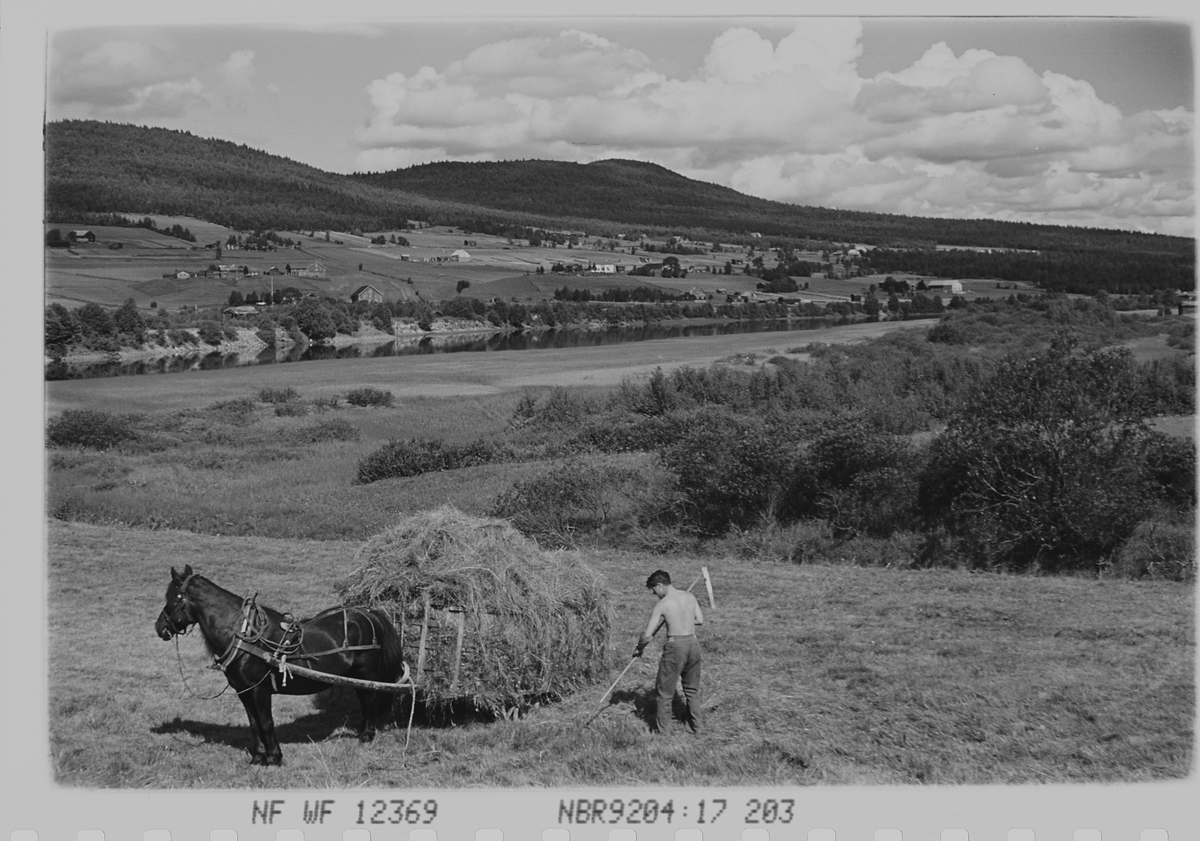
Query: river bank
47 312 884 373
45 319 924 416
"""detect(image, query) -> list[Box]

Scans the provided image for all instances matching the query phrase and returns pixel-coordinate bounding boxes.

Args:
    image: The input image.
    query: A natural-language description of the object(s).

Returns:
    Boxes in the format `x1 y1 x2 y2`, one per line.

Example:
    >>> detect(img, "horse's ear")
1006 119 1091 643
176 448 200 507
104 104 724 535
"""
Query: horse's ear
183 564 194 578
171 566 181 583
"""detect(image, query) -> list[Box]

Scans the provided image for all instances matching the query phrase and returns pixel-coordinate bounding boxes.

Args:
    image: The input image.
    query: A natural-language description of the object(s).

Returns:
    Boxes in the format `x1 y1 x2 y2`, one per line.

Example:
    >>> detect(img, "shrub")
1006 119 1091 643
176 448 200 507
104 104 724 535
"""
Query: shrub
205 398 257 425
918 336 1164 573
490 459 649 547
288 417 360 444
805 425 921 537
197 321 225 346
356 438 508 484
345 387 394 408
1107 515 1196 582
47 410 139 450
657 406 801 536
274 401 309 417
926 318 969 344
571 413 676 453
258 386 300 404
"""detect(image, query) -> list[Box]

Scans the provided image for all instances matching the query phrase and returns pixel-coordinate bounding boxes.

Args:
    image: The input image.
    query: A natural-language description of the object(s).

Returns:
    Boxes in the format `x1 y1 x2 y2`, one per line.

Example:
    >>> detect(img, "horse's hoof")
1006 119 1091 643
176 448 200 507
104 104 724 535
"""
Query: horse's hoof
249 755 267 766
268 756 283 766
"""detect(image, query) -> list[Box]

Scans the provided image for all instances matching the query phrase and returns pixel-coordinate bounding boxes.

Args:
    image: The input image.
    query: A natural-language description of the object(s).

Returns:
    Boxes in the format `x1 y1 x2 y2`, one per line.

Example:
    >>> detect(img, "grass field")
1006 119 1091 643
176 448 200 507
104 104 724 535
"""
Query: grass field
48 518 1193 788
42 311 1195 788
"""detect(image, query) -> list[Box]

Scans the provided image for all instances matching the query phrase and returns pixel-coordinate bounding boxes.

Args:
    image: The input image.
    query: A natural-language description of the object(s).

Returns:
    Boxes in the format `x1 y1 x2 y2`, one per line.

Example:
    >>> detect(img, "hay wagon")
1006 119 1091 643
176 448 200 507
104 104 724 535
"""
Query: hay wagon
337 507 614 716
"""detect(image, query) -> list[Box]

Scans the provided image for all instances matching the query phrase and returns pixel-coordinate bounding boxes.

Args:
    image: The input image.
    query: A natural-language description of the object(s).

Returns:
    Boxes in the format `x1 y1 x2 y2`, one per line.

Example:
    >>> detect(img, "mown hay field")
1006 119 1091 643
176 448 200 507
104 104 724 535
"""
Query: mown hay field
48 518 1192 788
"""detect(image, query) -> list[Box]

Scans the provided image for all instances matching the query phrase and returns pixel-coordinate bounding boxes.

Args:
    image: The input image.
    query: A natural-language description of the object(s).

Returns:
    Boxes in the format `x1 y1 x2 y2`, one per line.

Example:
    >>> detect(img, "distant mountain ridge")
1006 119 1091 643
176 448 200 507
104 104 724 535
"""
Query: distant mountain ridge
46 120 1191 258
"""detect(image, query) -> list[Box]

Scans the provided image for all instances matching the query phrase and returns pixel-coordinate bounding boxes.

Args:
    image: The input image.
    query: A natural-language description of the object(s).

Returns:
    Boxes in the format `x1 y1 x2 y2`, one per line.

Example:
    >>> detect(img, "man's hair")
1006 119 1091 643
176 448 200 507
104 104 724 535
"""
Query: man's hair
646 570 671 589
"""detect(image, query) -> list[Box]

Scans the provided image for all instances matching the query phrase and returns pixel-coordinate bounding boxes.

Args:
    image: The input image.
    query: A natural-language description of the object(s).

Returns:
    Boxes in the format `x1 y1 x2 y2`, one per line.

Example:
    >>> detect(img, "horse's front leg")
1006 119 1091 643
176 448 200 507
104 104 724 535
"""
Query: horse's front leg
250 684 283 765
237 687 270 765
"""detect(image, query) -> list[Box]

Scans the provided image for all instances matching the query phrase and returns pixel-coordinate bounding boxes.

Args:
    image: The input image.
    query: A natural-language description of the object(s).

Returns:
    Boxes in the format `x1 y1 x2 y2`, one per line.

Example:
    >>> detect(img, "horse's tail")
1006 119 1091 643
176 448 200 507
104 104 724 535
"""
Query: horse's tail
369 608 409 686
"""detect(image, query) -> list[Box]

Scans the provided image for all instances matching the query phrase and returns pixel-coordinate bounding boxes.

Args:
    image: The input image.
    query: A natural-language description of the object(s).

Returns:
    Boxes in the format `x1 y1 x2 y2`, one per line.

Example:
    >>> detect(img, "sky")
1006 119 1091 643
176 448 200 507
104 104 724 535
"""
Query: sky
30 8 1200 236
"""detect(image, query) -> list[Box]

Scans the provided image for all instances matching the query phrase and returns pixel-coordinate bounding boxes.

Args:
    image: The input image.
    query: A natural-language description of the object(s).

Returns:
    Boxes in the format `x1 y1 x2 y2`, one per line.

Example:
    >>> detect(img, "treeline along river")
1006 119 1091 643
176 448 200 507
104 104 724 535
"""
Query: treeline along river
46 318 858 380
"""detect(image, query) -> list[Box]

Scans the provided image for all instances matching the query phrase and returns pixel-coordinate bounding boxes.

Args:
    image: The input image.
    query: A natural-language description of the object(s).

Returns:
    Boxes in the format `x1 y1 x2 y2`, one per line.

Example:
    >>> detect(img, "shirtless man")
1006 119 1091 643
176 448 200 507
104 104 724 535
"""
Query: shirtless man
635 570 704 734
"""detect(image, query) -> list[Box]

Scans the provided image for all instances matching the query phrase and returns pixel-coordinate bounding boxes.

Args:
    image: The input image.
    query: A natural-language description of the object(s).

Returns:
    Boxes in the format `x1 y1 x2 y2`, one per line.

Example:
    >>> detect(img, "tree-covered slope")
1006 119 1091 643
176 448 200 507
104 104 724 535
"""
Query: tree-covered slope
46 120 1193 280
45 120 436 233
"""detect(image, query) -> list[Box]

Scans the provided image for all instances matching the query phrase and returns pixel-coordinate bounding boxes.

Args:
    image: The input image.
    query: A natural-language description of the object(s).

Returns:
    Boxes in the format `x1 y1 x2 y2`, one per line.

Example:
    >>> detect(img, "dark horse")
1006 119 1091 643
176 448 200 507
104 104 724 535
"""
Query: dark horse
155 564 408 766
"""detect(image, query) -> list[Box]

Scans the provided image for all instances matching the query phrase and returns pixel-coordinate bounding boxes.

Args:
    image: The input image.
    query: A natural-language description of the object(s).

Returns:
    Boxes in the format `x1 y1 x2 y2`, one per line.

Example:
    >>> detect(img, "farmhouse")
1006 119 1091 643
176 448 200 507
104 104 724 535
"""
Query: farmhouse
222 305 258 316
925 280 964 294
592 264 617 274
296 261 327 278
350 284 385 304
70 230 95 243
450 249 471 262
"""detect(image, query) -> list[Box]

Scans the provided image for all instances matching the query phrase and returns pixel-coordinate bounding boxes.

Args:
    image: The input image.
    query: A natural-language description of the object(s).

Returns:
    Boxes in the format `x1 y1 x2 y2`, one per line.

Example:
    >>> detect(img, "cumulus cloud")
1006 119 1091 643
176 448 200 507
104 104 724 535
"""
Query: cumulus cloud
50 38 261 119
353 22 1192 234
350 23 1191 234
222 50 256 89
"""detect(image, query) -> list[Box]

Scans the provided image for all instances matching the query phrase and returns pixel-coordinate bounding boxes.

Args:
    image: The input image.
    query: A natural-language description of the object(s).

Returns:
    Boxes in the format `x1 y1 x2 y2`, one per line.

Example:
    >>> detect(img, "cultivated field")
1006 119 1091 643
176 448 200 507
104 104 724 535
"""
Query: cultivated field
45 218 1024 311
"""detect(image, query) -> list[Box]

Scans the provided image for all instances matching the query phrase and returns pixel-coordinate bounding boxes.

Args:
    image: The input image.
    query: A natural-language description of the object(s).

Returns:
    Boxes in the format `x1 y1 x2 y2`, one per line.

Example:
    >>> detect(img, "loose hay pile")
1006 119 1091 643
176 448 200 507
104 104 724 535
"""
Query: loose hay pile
336 506 614 715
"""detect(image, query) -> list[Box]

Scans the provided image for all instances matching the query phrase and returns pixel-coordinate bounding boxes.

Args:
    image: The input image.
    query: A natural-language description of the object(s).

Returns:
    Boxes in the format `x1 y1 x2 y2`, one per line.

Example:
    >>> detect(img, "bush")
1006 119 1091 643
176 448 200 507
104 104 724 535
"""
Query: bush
197 321 225 346
490 459 650 547
926 318 969 344
274 402 309 417
356 438 508 484
47 410 139 450
345 387 394 408
258 387 300 404
918 336 1165 573
1107 516 1196 582
205 398 257 425
805 425 920 537
658 407 802 536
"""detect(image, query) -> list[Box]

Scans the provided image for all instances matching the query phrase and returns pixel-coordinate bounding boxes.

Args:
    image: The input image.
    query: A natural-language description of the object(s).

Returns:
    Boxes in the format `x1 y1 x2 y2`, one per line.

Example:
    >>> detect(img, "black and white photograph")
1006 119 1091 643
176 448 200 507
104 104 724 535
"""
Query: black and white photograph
5 1 1197 837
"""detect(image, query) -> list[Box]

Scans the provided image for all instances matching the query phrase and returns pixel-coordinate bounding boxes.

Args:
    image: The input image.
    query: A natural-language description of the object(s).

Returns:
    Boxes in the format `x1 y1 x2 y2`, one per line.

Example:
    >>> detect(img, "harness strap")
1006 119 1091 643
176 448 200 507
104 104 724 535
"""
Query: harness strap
212 601 381 673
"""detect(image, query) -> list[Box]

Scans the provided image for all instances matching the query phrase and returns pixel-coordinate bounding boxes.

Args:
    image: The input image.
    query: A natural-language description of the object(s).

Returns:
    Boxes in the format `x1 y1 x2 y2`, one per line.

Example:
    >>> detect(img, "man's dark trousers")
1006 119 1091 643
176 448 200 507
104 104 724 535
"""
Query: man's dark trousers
655 635 701 733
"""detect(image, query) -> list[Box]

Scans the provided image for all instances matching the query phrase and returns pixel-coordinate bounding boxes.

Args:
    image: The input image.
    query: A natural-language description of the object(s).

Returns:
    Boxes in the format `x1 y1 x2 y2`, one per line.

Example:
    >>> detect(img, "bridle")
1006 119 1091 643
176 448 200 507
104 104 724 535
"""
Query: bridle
158 572 198 638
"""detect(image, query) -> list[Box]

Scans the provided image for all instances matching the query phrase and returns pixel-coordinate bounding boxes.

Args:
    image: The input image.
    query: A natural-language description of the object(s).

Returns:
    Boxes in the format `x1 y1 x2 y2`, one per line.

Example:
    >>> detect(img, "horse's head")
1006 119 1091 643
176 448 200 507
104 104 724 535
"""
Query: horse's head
155 565 198 640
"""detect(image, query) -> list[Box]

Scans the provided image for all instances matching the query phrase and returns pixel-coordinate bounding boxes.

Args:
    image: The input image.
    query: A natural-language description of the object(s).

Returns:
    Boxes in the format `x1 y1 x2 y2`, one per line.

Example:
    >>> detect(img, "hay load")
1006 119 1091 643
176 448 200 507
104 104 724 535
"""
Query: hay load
336 506 614 715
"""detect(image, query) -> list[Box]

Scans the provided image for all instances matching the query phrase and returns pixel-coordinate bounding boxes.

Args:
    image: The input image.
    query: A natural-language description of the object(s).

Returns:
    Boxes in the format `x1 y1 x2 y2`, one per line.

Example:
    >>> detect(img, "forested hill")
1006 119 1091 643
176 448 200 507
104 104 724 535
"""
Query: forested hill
46 120 1193 266
354 158 1191 256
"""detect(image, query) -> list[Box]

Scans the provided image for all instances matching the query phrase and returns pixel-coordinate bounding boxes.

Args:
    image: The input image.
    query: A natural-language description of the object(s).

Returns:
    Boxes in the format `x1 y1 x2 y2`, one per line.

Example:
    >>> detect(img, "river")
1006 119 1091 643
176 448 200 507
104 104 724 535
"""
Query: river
46 318 856 380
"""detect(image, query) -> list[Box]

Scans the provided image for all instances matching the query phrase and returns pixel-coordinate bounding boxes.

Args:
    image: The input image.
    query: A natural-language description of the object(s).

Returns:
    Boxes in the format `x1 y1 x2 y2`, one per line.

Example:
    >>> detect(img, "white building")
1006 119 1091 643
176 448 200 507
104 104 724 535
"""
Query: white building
925 280 964 294
450 249 471 262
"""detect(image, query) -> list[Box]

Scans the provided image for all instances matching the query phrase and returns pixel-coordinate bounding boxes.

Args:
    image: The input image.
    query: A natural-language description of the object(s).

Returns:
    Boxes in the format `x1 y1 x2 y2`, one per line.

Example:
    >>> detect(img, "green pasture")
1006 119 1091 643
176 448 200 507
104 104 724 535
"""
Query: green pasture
48 518 1193 788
